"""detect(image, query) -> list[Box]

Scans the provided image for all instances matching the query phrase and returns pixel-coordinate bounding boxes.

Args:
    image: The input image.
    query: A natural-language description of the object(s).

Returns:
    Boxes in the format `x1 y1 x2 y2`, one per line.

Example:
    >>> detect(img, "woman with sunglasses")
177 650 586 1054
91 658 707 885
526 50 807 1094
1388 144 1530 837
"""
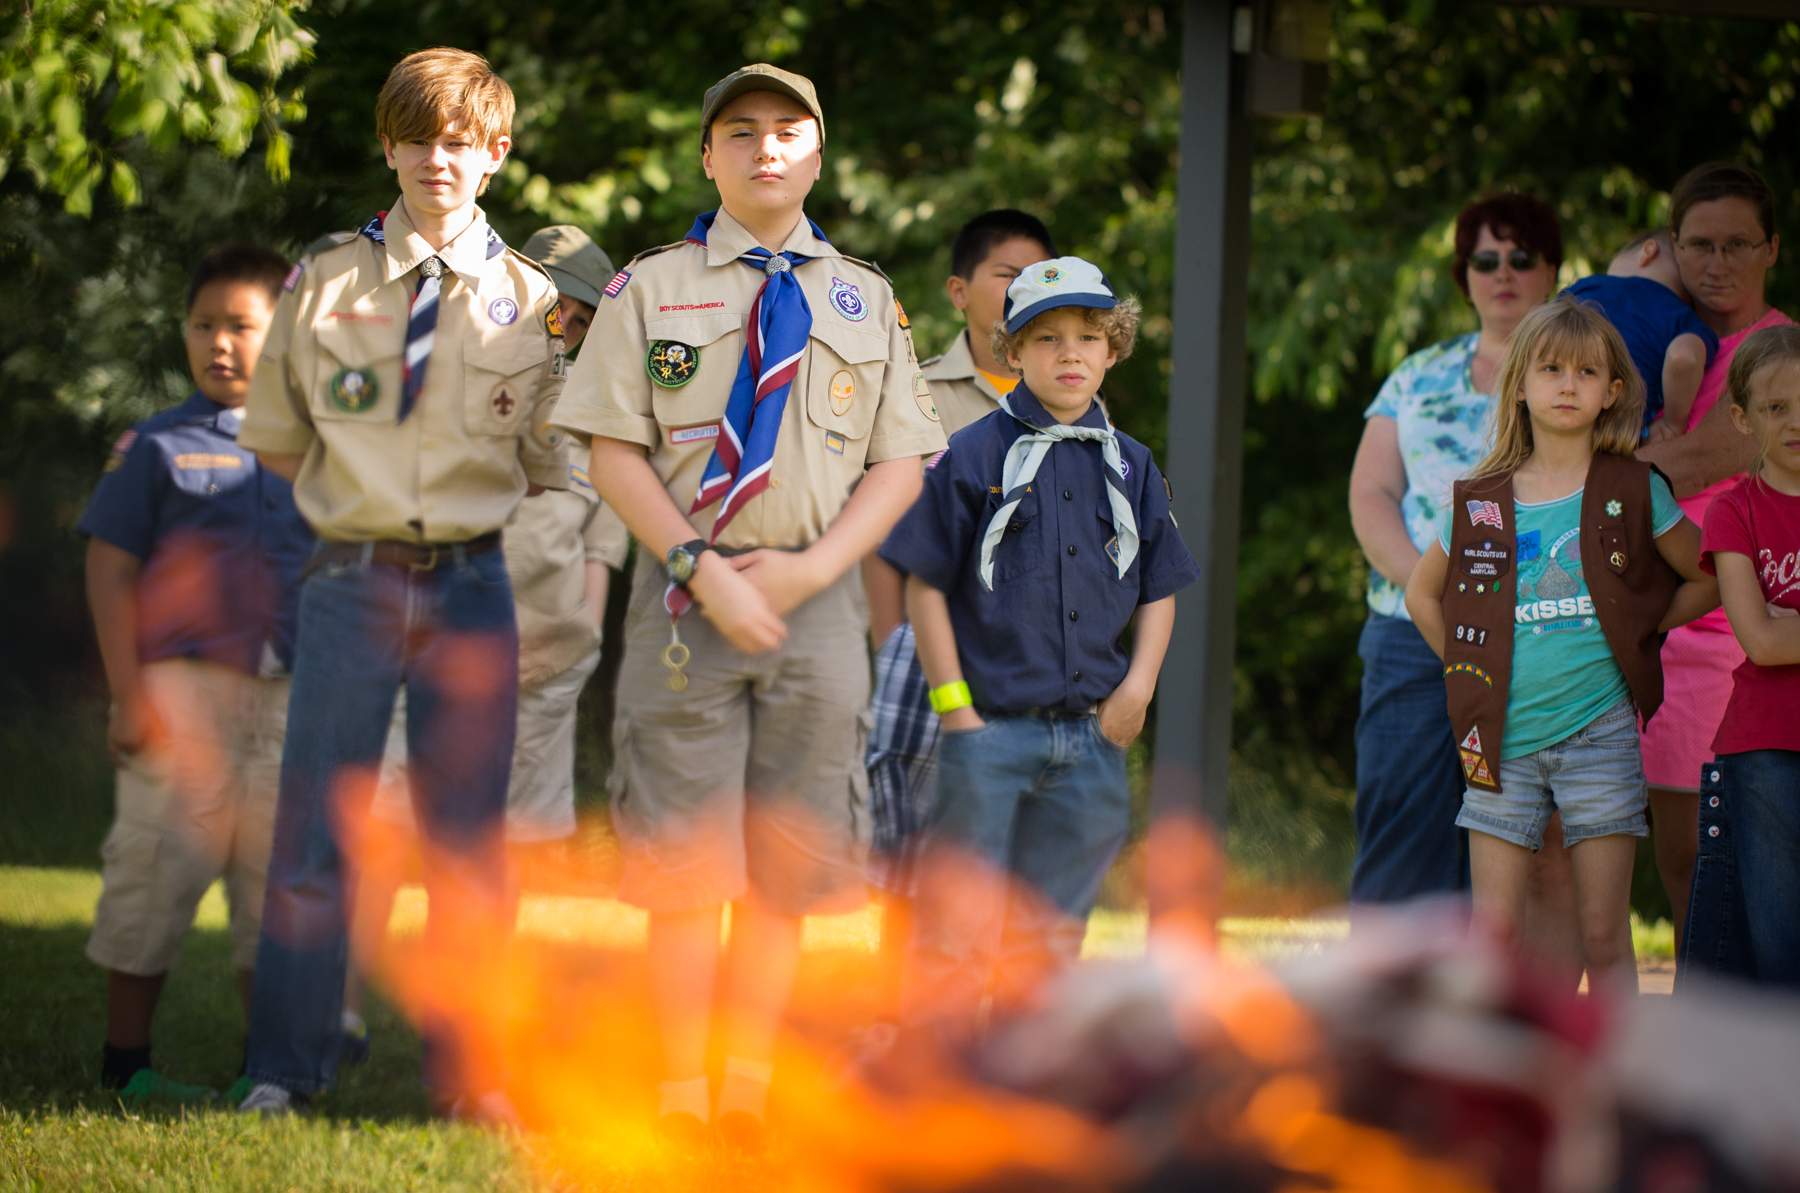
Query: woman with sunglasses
1348 194 1564 910
1637 161 1792 956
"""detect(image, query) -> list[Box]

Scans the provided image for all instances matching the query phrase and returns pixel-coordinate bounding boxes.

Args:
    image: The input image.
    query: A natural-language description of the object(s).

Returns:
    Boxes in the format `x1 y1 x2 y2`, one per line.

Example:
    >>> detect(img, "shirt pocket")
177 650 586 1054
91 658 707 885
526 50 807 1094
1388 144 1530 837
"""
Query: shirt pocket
465 332 549 436
313 319 403 423
643 311 742 434
804 320 886 443
1097 499 1134 580
990 488 1043 582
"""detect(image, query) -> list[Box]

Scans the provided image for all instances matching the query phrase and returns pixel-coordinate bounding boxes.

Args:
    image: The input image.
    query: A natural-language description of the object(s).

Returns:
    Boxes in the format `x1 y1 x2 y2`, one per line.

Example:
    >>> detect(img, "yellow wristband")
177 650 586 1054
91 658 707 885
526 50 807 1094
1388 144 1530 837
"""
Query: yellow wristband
929 680 972 715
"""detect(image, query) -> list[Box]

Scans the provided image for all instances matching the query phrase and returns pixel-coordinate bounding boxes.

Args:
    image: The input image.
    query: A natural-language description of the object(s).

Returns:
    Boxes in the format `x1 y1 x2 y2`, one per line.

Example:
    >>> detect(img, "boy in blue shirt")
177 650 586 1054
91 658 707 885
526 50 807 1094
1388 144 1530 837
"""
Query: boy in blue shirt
1562 228 1717 441
79 243 311 1104
879 258 1199 1042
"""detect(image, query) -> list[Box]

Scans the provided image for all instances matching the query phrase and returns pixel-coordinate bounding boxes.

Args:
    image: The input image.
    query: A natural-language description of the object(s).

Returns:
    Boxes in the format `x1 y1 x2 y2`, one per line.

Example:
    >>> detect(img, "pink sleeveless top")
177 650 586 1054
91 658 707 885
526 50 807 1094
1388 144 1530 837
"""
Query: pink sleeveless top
1679 306 1795 632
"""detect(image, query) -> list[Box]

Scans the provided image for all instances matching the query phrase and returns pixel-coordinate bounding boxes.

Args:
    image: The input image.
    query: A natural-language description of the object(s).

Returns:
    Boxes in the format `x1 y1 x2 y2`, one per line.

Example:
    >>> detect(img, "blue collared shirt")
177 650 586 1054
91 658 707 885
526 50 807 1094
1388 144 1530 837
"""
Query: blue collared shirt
78 391 315 673
879 386 1199 714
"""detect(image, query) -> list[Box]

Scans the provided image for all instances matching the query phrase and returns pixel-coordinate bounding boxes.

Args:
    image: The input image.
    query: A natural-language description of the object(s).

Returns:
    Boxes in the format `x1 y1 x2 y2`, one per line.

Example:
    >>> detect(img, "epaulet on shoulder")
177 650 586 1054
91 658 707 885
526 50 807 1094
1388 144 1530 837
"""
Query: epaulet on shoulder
627 241 689 267
509 248 555 287
837 253 893 286
301 230 359 261
920 352 947 369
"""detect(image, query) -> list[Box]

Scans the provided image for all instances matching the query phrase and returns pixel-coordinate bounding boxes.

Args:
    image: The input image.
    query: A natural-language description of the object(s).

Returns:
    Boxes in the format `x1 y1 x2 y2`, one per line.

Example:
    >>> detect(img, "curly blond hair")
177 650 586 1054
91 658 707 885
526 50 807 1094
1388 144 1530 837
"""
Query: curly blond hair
990 297 1142 367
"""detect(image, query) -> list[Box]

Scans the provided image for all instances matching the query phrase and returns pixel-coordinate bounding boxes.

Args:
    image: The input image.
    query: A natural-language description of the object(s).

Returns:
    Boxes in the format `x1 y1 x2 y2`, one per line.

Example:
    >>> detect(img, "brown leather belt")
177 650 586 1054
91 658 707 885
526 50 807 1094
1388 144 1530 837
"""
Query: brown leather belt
307 531 503 575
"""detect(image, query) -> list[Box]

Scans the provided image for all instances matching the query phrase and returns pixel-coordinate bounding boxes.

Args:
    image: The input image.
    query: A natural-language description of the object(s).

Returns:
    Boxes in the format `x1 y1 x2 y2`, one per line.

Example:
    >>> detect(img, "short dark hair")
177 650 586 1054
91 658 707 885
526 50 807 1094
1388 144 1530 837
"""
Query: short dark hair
188 244 291 312
950 210 1057 280
1452 193 1563 298
1671 161 1777 242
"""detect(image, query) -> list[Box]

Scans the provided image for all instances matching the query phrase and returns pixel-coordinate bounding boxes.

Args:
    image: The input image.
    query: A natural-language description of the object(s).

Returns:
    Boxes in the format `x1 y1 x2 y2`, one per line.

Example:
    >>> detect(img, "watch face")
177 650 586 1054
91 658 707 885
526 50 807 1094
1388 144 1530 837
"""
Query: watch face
667 547 695 584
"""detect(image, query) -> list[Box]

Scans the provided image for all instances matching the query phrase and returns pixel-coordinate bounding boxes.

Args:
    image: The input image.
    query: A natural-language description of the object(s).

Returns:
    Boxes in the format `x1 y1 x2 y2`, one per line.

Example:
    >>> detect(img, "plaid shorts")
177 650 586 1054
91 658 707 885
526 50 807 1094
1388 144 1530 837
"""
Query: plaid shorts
866 623 940 893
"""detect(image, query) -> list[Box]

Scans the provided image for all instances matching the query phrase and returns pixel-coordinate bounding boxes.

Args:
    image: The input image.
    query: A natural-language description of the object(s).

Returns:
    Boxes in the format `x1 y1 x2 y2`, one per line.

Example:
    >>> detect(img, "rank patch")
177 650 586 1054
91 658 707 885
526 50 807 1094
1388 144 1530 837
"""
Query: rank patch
488 297 519 326
546 305 566 338
492 389 518 419
828 277 867 321
830 370 856 416
329 367 379 413
647 341 700 388
824 431 846 454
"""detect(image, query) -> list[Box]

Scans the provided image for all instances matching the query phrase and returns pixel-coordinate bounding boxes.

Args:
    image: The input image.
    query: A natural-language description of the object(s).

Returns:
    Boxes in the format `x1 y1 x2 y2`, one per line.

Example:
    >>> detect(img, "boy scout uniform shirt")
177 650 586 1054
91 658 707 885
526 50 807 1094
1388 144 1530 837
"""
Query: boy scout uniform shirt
507 446 629 688
551 208 946 549
240 199 568 544
921 329 1012 436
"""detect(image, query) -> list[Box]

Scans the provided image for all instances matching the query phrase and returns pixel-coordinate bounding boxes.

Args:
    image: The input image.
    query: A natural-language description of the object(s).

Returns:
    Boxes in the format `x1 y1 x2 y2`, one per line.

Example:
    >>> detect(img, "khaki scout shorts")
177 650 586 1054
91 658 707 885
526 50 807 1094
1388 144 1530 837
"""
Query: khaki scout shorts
610 557 873 915
86 659 288 975
372 646 600 842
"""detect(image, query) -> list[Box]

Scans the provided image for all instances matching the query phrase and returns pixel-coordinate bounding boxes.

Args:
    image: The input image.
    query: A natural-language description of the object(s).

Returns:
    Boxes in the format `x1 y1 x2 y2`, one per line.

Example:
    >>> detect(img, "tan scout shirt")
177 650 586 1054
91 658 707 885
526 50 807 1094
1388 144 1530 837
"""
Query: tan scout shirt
507 443 630 687
240 199 568 544
921 329 1012 436
551 208 947 550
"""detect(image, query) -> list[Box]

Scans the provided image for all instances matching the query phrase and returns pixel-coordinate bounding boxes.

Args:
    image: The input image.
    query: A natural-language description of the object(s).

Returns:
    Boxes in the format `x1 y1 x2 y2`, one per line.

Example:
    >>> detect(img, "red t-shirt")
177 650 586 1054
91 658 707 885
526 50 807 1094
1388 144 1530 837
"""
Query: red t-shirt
1700 474 1800 754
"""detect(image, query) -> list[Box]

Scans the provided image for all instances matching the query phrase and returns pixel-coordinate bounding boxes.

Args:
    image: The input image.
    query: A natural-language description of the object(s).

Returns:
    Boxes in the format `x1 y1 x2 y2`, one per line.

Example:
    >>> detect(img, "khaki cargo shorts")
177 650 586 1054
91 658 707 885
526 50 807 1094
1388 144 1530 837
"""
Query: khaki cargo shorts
609 555 872 915
372 646 599 842
87 659 288 975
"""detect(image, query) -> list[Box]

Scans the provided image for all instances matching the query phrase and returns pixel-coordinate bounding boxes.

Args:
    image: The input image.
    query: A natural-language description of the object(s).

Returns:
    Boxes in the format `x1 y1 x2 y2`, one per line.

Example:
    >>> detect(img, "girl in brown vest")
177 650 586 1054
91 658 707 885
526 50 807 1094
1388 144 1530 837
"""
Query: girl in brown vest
1407 299 1718 990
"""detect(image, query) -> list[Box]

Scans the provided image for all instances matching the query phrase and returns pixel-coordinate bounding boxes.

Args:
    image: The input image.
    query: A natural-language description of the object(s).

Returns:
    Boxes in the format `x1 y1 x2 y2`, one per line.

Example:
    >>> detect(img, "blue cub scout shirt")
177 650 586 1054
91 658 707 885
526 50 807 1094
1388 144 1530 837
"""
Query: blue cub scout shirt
78 391 315 673
879 386 1200 713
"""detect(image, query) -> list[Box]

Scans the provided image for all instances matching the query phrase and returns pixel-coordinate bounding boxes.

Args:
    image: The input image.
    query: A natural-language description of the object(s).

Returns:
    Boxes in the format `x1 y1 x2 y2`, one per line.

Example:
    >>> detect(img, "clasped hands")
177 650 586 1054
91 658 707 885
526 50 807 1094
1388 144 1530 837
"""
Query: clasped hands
685 547 830 653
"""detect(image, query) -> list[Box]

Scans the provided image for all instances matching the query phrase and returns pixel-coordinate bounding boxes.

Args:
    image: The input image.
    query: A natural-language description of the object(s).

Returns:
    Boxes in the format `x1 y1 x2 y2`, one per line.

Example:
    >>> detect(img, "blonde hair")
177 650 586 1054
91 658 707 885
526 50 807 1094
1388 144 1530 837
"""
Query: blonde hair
1470 297 1645 479
991 297 1143 366
375 49 514 195
1726 323 1800 476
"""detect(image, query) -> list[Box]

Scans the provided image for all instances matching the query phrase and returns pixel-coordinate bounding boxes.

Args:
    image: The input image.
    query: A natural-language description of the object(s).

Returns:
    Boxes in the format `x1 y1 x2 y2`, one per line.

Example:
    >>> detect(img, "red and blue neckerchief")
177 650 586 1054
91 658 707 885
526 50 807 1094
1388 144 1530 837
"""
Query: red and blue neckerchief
359 211 505 422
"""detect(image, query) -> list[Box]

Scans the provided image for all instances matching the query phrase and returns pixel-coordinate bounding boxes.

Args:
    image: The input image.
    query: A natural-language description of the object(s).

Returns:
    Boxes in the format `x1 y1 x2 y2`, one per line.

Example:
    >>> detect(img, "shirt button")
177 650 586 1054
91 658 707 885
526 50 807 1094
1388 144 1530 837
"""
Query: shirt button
1069 610 1079 621
1068 546 1077 556
1708 825 1721 838
1063 490 1072 500
1710 769 1720 783
1072 670 1081 681
770 477 782 488
1709 796 1720 807
1009 522 1021 533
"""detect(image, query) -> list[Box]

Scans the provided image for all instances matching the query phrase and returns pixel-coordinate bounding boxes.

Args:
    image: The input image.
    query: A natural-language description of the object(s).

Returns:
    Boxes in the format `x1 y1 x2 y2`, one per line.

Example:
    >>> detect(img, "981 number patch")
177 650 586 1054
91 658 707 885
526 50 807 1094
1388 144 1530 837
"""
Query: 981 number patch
1454 625 1488 647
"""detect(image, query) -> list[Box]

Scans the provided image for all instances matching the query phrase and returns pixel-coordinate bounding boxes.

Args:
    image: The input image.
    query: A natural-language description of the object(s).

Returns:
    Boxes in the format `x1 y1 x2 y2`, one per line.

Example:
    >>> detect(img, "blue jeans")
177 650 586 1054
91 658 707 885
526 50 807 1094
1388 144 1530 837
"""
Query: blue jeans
246 545 518 1094
1351 613 1469 903
903 713 1130 1041
1681 751 1800 990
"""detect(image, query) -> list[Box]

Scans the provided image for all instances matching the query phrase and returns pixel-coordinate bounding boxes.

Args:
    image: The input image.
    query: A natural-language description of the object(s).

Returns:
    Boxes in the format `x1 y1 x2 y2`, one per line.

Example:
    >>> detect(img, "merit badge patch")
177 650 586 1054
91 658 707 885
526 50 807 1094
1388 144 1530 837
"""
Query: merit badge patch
282 263 303 292
647 341 699 388
329 367 379 413
546 305 566 339
1458 725 1492 785
1459 539 1512 581
894 298 910 330
604 269 631 299
829 370 856 416
488 297 519 326
670 422 720 446
824 431 846 454
828 277 867 322
913 371 938 422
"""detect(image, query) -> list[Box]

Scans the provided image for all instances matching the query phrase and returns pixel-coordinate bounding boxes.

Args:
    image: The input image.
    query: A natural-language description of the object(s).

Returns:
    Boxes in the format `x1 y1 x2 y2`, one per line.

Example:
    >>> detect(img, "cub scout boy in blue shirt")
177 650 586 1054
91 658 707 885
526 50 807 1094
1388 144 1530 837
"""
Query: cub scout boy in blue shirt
236 49 567 1120
79 244 311 1105
879 258 1199 1043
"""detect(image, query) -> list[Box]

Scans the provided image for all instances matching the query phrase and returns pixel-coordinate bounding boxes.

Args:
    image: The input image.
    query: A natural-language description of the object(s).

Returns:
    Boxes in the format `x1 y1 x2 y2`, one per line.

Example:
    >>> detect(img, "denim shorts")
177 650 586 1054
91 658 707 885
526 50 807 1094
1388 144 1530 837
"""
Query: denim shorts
1455 698 1649 850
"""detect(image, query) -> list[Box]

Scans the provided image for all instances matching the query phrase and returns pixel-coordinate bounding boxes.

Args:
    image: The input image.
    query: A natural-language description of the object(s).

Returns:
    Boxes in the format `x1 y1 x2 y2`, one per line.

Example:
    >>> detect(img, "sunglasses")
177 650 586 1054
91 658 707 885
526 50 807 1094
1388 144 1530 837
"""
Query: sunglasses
1467 249 1542 274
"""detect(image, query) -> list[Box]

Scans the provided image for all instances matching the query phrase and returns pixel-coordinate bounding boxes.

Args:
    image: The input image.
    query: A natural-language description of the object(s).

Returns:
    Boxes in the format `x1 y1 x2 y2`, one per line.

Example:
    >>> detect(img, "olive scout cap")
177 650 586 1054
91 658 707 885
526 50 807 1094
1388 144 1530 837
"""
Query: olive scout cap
1003 257 1117 334
701 64 825 144
522 225 616 309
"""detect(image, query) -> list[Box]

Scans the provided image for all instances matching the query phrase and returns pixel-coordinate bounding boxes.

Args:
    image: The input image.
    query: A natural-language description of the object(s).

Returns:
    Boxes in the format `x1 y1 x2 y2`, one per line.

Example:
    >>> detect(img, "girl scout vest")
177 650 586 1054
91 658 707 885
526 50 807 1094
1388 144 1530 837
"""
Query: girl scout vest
1440 452 1677 793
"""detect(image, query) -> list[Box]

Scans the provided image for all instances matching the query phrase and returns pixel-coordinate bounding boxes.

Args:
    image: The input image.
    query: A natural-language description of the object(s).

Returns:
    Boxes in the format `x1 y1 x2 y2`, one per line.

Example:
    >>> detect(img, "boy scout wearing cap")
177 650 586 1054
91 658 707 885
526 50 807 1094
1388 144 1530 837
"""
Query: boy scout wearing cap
340 227 629 1060
551 64 945 1145
235 49 564 1118
879 257 1198 1046
80 245 309 1106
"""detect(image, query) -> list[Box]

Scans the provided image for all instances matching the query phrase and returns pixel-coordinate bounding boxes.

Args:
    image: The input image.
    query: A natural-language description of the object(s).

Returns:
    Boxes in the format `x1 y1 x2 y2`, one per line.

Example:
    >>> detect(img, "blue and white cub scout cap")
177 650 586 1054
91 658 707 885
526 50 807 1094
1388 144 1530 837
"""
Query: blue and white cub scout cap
1002 256 1117 334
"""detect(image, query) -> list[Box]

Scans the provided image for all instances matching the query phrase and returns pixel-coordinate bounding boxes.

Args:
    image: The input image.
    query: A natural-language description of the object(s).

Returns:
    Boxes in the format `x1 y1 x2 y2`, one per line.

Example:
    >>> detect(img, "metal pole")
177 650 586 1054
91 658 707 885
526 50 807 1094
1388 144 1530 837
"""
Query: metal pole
1152 0 1251 840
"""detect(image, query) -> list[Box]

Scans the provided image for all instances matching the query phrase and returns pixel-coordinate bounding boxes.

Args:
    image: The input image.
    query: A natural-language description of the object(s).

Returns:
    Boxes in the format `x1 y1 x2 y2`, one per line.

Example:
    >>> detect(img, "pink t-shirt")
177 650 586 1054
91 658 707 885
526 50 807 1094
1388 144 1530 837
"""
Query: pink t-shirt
1679 306 1796 632
1700 475 1800 754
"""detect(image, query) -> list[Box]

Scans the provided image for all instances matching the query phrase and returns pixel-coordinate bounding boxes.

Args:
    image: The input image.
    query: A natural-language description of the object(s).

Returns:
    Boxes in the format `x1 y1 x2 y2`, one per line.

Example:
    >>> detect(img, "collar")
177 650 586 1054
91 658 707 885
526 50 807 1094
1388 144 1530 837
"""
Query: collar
173 390 242 429
924 329 978 382
694 207 839 268
379 198 499 284
1006 383 1108 432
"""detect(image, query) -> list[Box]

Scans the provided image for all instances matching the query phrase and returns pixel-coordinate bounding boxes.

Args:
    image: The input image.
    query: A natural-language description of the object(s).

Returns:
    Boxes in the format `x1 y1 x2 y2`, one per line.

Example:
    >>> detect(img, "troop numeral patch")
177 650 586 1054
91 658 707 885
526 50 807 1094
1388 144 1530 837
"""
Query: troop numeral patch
1453 624 1488 647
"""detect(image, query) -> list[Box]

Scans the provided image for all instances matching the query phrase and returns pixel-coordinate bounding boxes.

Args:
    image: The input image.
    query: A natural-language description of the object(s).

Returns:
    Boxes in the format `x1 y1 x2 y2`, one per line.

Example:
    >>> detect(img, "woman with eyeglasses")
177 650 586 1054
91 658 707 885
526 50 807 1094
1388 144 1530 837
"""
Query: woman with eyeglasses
1347 194 1565 910
1637 161 1792 955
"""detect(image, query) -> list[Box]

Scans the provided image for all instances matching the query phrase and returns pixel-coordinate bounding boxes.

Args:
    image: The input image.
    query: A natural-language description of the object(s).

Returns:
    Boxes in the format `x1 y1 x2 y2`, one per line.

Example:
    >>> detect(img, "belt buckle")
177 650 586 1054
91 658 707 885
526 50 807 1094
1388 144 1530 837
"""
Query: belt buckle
409 544 439 571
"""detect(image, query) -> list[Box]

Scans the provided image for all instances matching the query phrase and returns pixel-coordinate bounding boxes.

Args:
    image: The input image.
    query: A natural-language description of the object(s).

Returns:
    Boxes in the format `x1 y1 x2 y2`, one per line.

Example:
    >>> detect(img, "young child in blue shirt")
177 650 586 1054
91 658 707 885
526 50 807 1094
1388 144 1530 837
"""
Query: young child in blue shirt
879 258 1199 1042
1561 228 1718 442
78 243 311 1105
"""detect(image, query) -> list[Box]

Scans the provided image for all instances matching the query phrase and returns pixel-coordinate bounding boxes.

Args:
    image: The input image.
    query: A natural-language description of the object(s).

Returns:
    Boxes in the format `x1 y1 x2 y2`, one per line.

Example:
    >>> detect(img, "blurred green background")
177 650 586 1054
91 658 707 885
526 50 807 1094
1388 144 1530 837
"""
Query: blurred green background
3 0 1797 911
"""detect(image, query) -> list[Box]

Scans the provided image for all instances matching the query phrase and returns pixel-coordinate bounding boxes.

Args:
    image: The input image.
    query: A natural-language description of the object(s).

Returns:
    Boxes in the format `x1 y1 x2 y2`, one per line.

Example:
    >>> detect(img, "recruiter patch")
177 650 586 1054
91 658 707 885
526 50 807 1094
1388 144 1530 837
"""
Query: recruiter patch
647 340 699 388
329 367 379 413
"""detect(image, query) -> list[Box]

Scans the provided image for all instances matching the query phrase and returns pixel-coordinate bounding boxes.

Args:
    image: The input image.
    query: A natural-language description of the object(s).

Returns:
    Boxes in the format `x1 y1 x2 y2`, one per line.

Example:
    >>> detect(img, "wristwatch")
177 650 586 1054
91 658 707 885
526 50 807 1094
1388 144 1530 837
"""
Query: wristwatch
666 539 712 587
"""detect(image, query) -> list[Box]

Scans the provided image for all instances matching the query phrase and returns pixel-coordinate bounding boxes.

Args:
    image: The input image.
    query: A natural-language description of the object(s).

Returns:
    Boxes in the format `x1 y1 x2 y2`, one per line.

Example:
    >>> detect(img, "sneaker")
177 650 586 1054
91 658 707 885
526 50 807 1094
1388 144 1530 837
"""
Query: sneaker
116 1068 218 1107
237 1082 306 1116
222 1075 253 1106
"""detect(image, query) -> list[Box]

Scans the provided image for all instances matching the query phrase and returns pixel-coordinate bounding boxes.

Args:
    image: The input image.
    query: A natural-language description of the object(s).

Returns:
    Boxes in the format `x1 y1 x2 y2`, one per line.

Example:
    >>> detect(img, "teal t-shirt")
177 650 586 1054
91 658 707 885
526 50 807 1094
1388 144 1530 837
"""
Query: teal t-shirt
1438 475 1682 760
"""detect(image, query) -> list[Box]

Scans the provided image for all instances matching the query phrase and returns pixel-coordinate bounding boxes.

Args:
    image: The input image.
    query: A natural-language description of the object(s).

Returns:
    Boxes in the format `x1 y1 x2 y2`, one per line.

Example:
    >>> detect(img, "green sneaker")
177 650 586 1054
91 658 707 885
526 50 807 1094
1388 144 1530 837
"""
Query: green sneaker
222 1075 253 1106
117 1068 218 1107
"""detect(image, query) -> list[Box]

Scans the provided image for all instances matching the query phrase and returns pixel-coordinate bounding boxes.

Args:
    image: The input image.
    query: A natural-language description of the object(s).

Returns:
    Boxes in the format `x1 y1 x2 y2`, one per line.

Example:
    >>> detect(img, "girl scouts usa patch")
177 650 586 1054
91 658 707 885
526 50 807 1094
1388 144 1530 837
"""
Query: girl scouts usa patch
829 277 867 321
647 340 699 387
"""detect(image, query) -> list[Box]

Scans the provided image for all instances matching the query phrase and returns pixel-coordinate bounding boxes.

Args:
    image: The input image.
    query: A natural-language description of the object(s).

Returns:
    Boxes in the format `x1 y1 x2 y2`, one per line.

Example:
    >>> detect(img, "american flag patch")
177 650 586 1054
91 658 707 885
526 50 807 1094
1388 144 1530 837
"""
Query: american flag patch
112 429 138 455
1466 499 1505 530
282 263 303 292
603 270 631 298
925 449 947 470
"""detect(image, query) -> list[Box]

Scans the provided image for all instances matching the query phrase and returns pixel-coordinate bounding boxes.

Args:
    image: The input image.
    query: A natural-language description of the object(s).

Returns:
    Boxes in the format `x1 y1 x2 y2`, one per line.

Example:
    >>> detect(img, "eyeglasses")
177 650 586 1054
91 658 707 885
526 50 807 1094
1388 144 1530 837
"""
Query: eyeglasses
1467 249 1542 274
1674 236 1769 264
